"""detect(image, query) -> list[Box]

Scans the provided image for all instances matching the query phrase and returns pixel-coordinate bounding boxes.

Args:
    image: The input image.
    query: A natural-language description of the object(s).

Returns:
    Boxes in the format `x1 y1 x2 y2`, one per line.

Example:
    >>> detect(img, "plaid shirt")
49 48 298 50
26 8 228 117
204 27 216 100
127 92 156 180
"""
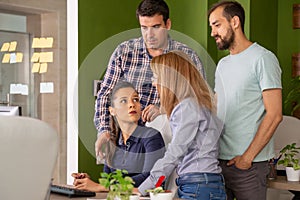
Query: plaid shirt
94 36 205 135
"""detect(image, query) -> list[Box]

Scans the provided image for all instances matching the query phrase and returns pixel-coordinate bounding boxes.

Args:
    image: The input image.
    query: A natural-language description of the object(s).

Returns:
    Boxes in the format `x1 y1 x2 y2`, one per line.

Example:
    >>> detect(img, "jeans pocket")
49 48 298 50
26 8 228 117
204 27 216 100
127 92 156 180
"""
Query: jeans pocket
209 190 226 200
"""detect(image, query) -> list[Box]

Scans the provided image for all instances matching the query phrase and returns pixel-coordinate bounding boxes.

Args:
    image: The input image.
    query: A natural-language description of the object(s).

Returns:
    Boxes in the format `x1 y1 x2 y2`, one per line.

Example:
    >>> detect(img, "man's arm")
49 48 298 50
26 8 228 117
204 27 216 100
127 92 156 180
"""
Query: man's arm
94 47 123 158
228 88 283 169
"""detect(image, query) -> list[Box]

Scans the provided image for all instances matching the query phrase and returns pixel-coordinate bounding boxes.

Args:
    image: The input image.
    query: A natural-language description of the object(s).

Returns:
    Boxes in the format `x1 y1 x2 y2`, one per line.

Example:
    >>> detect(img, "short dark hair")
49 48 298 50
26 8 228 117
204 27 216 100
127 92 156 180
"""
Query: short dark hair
136 0 169 24
208 1 245 33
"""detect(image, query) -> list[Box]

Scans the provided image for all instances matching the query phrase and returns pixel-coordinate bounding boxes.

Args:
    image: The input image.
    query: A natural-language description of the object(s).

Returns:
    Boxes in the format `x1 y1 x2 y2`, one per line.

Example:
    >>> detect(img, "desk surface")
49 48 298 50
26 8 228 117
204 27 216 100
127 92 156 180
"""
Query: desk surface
268 176 300 191
50 192 182 200
50 192 107 200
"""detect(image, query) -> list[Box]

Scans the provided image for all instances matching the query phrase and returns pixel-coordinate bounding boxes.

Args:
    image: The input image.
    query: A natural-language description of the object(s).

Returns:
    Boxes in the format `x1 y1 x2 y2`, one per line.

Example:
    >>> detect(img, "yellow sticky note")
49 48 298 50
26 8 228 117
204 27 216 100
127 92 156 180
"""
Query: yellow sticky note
2 53 10 63
40 52 53 63
1 42 10 52
32 38 39 48
31 52 40 62
39 63 48 73
45 37 54 48
39 38 47 48
8 41 17 52
31 63 40 73
16 53 23 63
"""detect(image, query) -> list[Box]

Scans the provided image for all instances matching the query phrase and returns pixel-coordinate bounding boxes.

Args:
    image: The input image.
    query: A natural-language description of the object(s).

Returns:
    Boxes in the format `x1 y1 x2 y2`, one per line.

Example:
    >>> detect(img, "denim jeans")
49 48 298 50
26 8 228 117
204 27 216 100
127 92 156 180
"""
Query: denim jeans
176 173 226 200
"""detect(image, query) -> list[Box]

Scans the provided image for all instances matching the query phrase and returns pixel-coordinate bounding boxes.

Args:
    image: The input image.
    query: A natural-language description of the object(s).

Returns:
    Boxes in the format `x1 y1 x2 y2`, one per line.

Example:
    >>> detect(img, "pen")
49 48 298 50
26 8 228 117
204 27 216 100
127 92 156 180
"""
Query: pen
155 176 166 188
274 154 282 165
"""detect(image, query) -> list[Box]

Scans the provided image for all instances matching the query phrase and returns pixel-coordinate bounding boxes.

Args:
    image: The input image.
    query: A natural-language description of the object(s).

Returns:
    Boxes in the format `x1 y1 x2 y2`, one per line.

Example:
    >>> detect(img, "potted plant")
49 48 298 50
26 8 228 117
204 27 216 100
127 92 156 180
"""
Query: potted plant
146 187 173 200
99 169 139 200
284 76 300 119
278 143 300 181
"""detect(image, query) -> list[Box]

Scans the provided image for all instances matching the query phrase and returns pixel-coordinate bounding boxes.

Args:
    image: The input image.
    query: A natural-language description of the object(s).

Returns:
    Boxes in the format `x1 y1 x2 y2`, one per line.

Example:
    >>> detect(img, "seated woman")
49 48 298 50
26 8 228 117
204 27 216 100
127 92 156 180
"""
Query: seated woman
137 51 226 200
72 81 165 192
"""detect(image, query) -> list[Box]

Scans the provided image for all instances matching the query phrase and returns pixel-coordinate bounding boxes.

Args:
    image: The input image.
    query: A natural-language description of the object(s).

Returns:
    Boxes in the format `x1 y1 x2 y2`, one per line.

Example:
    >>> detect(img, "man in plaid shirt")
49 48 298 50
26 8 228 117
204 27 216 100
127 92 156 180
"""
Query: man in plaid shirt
94 0 205 160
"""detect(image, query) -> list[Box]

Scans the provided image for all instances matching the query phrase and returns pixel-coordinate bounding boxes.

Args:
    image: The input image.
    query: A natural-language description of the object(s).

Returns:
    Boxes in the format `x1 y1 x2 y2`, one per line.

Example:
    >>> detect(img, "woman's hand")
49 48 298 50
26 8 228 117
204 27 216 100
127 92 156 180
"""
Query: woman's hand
73 177 107 192
71 172 90 179
142 104 160 122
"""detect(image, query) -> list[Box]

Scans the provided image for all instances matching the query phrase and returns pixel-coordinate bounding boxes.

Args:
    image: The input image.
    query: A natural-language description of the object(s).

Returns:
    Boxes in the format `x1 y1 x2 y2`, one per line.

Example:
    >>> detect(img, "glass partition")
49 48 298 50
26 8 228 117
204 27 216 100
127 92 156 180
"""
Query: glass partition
0 30 35 117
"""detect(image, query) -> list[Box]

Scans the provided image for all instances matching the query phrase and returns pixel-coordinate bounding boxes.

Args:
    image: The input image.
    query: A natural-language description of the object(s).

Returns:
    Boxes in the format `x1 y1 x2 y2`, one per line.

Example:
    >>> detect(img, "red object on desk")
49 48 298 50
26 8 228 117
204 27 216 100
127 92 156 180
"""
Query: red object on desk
155 176 166 188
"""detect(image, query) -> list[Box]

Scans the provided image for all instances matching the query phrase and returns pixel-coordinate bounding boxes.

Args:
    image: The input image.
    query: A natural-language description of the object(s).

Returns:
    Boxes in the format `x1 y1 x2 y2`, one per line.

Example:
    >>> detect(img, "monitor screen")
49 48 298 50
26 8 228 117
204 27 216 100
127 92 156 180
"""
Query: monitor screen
0 105 21 116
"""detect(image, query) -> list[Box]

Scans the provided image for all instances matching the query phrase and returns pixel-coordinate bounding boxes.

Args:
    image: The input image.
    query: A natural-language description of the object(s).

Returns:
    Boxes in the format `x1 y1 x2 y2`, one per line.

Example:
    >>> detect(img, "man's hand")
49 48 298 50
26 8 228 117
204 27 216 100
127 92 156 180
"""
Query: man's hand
142 104 160 122
227 155 252 170
95 131 110 164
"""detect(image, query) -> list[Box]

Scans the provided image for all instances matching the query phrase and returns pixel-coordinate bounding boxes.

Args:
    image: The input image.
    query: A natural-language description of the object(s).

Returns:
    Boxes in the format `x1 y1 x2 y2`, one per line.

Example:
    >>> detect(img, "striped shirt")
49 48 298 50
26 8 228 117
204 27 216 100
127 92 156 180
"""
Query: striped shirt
94 36 205 135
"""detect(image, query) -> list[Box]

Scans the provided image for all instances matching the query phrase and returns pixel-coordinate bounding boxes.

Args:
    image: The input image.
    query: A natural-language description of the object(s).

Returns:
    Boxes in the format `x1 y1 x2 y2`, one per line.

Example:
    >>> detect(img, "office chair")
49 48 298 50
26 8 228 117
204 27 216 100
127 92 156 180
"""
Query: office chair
267 115 300 200
0 116 58 200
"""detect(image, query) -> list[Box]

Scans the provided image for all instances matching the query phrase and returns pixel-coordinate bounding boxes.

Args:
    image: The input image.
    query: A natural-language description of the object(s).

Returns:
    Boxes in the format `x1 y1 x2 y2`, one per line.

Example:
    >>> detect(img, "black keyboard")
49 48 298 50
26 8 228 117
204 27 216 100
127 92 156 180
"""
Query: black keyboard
50 184 96 198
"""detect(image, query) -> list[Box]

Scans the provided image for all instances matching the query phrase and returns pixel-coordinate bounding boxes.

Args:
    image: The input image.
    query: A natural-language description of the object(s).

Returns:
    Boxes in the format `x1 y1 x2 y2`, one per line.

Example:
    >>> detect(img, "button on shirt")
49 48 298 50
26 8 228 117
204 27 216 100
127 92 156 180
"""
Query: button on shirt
104 125 165 187
94 36 205 135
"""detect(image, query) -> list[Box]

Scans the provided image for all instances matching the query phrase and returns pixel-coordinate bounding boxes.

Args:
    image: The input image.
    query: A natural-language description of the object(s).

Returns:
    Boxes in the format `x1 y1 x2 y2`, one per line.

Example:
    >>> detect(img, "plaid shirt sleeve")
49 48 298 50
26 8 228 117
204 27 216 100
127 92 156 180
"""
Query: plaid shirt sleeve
94 45 123 135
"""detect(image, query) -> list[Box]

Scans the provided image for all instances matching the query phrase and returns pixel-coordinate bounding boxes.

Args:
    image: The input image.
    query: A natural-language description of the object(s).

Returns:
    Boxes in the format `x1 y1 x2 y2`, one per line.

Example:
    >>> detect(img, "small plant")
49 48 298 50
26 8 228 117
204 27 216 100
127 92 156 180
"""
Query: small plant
278 143 300 170
146 186 165 195
99 169 135 200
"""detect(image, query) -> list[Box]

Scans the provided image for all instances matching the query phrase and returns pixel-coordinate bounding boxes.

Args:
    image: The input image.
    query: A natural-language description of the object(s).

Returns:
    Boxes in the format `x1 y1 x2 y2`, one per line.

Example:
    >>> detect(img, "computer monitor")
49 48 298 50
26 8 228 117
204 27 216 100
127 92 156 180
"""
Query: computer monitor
0 105 21 116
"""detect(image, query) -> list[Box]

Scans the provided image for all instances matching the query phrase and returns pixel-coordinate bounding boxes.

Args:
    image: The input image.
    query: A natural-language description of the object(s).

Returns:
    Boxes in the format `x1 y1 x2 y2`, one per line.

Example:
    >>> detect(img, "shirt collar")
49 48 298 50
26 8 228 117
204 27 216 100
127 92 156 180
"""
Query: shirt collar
117 126 140 146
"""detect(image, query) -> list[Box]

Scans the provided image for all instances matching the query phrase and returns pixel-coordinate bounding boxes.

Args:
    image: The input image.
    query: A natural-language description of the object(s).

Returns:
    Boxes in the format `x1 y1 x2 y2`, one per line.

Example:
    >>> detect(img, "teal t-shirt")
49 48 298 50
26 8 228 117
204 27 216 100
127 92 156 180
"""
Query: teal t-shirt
215 43 282 162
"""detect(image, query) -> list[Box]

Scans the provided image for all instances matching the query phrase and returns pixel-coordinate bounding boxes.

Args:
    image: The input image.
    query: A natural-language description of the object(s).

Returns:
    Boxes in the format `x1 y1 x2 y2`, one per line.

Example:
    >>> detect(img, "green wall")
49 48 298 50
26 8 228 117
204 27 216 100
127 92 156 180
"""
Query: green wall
78 0 300 181
277 0 300 115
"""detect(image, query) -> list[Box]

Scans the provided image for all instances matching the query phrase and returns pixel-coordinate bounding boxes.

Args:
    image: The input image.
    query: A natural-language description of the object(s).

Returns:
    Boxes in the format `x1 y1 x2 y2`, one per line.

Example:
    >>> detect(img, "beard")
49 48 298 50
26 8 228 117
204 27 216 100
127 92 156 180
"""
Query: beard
215 27 235 50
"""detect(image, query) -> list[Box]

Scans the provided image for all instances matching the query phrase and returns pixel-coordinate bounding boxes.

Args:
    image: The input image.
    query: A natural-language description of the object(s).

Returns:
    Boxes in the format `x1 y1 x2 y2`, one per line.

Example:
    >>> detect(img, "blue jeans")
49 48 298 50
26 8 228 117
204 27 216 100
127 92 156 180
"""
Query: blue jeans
176 173 226 200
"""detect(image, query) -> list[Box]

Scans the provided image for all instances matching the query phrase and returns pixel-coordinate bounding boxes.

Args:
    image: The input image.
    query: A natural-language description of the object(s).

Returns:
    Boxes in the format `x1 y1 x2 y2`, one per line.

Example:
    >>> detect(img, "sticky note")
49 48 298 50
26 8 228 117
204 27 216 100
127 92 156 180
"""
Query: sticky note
39 63 48 73
20 84 28 95
45 37 54 48
32 38 39 48
31 63 40 73
10 53 16 63
31 52 40 62
8 41 17 52
2 53 10 63
40 82 54 93
1 42 10 51
16 53 23 63
10 84 19 94
40 52 53 62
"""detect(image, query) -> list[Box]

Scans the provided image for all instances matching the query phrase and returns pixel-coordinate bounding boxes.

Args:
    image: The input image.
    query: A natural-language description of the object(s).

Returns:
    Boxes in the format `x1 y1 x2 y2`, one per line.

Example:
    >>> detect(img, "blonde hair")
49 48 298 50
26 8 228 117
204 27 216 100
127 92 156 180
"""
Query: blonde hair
150 51 215 117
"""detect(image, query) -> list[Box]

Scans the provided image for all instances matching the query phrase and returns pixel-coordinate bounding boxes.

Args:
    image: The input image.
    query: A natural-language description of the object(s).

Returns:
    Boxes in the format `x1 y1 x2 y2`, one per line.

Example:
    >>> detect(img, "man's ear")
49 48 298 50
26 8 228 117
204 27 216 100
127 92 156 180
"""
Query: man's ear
166 18 171 30
231 16 240 30
109 106 115 116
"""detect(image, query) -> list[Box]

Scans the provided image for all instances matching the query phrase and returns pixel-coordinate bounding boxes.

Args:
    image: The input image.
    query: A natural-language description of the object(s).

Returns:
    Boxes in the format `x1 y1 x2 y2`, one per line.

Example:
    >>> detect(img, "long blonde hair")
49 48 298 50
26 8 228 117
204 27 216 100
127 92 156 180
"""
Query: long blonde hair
150 51 215 117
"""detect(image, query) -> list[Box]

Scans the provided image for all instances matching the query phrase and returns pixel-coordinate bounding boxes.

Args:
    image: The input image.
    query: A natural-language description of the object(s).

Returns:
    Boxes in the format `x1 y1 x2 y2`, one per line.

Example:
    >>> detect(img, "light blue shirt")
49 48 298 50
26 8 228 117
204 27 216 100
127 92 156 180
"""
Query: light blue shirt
138 98 223 195
214 43 282 162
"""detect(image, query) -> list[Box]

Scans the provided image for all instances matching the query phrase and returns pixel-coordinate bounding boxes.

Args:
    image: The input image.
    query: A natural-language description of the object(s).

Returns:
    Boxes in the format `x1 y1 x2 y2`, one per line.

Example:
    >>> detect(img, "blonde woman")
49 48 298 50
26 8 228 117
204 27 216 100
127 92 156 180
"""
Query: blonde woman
137 51 226 200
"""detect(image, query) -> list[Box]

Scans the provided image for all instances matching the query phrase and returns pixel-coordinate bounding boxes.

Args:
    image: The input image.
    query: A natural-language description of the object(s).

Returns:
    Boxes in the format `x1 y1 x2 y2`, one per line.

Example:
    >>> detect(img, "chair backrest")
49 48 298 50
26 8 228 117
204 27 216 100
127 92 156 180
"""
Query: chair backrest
0 116 58 200
273 115 300 170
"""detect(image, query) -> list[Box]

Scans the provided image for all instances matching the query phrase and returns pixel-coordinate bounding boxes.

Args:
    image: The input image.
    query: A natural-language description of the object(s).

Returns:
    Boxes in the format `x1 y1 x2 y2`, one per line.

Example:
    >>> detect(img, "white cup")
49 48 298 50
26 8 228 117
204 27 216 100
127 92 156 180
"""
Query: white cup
149 192 173 200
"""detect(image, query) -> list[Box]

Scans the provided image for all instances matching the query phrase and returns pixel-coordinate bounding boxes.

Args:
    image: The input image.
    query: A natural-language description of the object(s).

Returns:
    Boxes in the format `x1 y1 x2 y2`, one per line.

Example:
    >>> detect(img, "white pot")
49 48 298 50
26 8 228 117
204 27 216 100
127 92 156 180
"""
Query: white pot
113 194 139 200
149 192 173 200
286 166 300 181
129 194 140 200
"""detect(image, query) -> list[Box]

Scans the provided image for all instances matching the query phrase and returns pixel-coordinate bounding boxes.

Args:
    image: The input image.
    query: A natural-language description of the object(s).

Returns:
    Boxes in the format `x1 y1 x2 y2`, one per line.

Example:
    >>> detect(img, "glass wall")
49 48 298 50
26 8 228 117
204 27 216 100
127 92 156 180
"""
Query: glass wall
0 30 35 117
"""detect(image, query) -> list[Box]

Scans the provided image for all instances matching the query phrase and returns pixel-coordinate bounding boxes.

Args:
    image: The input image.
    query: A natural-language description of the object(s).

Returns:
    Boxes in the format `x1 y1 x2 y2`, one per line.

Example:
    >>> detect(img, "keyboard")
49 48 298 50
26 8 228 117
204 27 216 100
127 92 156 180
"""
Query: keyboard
50 184 96 197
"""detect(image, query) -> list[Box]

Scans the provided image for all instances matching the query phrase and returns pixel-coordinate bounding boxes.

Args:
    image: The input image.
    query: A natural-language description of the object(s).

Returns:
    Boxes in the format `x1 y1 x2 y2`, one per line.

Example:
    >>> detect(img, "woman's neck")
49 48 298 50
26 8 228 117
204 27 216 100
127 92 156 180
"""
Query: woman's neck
119 122 138 144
